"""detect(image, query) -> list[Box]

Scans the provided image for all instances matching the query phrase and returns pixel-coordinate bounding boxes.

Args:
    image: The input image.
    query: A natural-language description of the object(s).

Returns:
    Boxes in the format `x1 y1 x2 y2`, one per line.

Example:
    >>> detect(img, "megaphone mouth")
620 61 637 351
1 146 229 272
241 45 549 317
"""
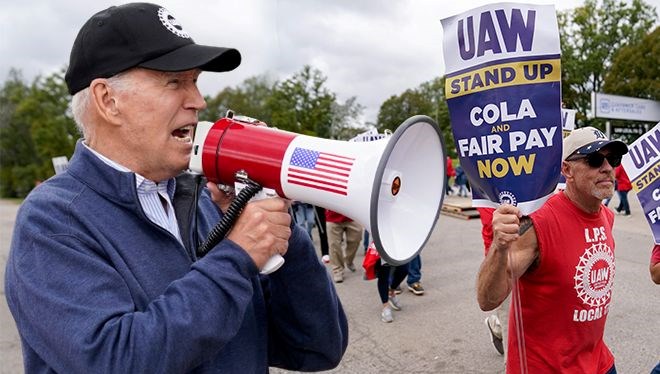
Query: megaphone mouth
370 115 446 265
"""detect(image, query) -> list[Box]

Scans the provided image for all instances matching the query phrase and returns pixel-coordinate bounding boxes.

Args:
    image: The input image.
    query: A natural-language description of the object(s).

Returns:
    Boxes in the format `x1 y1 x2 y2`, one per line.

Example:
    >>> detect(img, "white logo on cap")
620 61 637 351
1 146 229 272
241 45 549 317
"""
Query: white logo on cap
158 8 190 39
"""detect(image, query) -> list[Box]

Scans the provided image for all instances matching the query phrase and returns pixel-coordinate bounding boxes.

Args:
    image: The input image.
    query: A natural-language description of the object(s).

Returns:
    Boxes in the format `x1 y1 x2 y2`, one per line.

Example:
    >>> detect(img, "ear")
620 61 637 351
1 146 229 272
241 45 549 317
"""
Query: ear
89 79 121 125
561 160 574 181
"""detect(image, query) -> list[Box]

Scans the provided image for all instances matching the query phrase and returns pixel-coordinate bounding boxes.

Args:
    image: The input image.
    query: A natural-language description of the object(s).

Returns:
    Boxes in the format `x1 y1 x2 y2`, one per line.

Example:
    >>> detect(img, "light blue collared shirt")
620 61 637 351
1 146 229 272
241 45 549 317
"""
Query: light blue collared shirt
83 143 182 244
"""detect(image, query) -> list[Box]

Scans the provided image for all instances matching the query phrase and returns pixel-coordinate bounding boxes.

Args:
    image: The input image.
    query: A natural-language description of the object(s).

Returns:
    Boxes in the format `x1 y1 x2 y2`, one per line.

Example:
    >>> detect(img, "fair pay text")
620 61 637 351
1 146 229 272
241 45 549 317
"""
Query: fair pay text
457 98 557 178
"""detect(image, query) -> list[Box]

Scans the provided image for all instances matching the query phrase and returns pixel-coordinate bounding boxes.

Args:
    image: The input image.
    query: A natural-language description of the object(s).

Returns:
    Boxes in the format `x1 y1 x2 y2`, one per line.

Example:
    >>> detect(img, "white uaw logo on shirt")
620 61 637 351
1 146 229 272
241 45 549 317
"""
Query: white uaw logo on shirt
157 8 190 39
573 241 614 322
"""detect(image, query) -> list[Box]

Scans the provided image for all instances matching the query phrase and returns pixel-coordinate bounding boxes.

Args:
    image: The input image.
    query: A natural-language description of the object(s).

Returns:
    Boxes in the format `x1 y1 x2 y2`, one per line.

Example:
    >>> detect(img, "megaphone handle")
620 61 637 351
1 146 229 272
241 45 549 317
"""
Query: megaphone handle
260 254 285 274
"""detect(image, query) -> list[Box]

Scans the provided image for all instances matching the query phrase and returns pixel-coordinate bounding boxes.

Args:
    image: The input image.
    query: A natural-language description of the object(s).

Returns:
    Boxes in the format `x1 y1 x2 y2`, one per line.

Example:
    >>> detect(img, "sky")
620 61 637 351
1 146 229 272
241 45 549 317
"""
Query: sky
1 0 658 124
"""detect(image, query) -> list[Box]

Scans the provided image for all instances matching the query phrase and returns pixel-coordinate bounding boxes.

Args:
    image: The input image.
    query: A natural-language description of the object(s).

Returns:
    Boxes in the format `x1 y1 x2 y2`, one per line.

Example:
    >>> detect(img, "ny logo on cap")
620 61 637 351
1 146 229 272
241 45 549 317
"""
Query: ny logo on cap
592 129 606 139
158 7 190 39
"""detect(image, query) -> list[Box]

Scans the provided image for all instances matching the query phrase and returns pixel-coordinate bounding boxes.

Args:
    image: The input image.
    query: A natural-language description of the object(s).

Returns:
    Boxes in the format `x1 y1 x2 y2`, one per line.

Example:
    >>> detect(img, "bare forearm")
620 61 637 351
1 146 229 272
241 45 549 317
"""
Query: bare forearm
477 244 512 311
651 263 660 285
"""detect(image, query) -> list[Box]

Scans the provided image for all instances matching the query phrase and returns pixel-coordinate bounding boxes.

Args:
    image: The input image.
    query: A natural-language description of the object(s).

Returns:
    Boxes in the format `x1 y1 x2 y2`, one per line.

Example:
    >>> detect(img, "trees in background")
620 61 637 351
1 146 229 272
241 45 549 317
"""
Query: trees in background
376 77 455 157
204 65 365 140
1 0 657 197
603 26 659 100
558 0 656 127
0 69 76 197
0 65 365 197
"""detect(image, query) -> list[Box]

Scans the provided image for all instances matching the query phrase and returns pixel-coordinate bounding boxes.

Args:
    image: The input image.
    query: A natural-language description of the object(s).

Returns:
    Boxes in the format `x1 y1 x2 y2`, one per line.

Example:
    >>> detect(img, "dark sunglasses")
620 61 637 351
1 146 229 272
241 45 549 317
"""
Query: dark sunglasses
566 152 622 168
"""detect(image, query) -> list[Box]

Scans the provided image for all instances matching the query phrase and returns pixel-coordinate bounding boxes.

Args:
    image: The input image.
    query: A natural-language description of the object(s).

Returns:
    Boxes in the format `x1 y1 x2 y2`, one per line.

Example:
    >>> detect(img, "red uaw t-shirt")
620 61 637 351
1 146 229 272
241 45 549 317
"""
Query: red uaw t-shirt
507 191 615 374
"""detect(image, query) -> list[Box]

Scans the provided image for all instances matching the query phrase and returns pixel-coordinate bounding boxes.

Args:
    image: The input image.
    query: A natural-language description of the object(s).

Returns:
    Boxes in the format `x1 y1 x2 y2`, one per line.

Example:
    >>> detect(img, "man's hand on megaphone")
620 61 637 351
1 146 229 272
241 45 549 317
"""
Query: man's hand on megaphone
226 197 292 269
207 182 235 213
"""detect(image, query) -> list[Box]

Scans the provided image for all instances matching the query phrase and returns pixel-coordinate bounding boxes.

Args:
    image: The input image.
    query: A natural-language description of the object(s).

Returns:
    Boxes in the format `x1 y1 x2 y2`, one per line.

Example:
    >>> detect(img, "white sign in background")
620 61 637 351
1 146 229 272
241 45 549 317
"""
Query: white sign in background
592 92 660 122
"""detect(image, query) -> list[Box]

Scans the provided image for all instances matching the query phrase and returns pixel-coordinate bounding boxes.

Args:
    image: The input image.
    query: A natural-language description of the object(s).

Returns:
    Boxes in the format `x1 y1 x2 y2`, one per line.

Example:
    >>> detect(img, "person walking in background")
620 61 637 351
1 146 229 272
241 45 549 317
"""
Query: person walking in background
405 254 425 295
363 229 370 253
292 202 315 238
454 164 469 197
375 254 409 323
446 156 456 195
326 209 362 283
477 127 628 373
614 164 632 216
314 205 331 263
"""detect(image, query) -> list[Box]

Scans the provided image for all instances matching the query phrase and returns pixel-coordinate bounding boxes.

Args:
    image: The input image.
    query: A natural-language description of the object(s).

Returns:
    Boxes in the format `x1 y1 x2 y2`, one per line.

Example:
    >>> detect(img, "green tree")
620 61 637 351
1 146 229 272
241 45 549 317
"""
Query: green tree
601 26 659 143
603 26 660 100
0 69 77 197
0 69 32 197
376 77 454 156
268 65 336 136
558 0 657 128
328 96 366 140
268 65 364 139
202 74 276 123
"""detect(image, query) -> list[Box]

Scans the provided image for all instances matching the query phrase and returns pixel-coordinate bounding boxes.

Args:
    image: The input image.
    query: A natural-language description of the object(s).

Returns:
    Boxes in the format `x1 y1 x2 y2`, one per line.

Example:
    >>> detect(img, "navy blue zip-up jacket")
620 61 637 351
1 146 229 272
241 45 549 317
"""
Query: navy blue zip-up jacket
5 142 348 373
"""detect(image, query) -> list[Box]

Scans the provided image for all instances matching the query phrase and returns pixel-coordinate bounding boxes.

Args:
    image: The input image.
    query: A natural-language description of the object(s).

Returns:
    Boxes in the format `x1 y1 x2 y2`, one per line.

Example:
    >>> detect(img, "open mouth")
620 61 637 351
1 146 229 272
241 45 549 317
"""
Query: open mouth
172 125 194 143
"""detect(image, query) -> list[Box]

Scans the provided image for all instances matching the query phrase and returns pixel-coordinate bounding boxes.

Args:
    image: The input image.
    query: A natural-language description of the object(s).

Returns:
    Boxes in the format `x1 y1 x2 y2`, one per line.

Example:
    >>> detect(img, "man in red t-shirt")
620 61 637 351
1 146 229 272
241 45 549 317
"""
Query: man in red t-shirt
446 156 455 195
614 164 632 216
477 127 628 374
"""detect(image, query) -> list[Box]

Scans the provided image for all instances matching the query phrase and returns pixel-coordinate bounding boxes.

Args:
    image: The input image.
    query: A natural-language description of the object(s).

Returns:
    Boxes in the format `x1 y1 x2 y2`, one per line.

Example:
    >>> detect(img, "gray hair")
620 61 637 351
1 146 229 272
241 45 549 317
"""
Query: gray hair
70 71 135 138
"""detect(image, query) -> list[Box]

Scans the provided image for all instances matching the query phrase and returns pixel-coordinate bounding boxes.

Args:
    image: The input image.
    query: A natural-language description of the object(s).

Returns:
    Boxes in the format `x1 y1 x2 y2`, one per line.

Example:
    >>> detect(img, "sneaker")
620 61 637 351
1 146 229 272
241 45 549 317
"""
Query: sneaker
381 306 394 323
388 295 402 311
393 286 403 295
346 263 356 272
321 255 330 264
333 272 343 283
485 315 504 355
407 282 425 295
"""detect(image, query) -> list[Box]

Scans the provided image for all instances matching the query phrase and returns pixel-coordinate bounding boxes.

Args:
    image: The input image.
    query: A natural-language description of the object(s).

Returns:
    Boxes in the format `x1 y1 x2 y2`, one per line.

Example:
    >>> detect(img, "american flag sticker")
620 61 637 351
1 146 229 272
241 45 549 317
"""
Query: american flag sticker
286 147 355 195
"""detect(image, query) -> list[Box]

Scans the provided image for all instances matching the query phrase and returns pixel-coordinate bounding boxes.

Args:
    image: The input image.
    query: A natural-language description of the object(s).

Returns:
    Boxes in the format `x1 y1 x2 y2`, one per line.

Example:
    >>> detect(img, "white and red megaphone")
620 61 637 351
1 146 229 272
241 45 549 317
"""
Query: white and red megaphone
189 113 447 270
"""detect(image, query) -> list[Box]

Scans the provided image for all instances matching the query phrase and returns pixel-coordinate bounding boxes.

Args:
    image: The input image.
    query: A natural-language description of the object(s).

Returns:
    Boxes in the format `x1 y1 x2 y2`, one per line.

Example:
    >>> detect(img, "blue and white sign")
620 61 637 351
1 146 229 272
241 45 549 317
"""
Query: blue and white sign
441 3 562 214
621 122 660 244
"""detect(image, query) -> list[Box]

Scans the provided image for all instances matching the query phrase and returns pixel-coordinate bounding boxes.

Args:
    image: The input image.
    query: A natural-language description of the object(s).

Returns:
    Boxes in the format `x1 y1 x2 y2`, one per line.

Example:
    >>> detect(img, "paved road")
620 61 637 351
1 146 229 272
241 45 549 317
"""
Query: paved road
1 194 658 373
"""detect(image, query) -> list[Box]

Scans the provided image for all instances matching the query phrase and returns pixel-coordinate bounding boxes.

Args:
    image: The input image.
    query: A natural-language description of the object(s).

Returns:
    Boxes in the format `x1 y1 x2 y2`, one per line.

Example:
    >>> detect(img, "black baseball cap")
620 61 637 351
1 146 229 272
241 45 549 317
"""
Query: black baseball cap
65 2 241 95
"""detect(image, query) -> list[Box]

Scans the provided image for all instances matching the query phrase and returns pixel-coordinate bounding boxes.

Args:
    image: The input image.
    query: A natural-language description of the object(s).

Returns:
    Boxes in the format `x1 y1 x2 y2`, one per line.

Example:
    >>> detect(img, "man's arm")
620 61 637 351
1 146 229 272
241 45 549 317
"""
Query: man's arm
266 225 348 371
651 245 660 284
476 204 539 311
651 262 660 284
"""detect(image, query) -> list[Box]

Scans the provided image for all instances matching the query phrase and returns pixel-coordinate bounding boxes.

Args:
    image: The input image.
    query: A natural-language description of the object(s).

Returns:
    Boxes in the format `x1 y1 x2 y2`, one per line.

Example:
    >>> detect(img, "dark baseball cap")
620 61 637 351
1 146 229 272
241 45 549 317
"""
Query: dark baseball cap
65 2 241 95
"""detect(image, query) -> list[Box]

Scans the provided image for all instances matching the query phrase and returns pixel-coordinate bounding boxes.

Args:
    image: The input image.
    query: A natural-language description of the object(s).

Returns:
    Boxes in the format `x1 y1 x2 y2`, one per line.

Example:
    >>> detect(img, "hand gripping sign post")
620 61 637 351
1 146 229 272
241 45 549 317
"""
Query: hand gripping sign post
441 3 562 215
621 122 660 244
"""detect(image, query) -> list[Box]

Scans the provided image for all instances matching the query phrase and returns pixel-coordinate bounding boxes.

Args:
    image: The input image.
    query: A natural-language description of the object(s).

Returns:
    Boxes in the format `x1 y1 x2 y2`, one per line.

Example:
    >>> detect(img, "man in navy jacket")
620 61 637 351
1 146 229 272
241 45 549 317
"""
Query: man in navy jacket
5 3 348 373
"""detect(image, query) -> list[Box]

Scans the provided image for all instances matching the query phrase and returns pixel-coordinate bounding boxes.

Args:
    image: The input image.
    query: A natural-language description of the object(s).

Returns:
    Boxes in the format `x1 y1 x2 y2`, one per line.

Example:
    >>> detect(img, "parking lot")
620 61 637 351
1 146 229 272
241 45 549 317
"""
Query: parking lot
1 194 658 373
